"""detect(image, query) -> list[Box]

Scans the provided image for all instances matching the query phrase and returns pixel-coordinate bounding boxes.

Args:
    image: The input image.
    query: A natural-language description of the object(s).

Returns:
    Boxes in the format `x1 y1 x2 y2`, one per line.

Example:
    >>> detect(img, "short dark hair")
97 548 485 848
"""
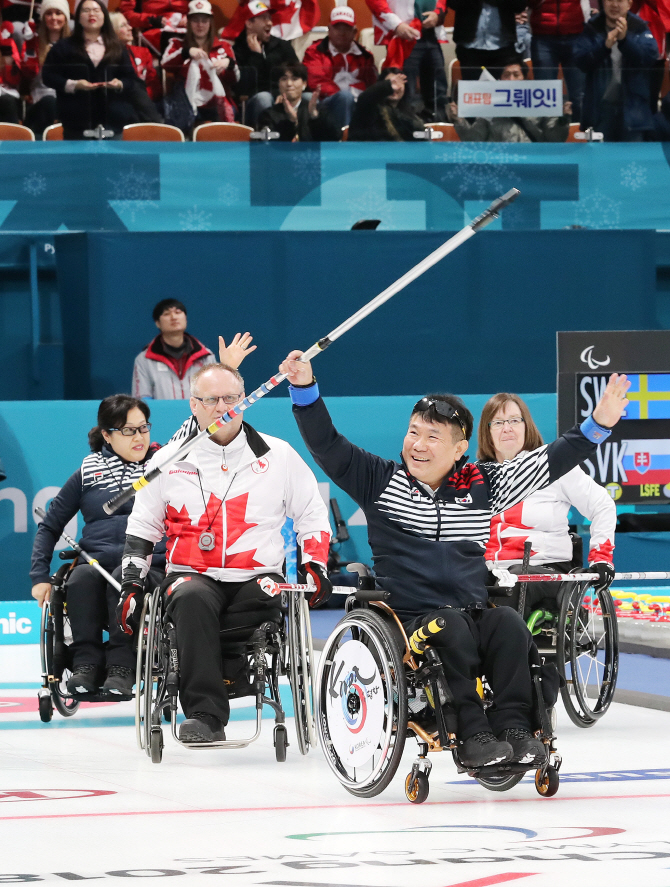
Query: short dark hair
501 55 528 78
277 62 308 82
152 298 187 322
88 395 150 452
411 393 473 441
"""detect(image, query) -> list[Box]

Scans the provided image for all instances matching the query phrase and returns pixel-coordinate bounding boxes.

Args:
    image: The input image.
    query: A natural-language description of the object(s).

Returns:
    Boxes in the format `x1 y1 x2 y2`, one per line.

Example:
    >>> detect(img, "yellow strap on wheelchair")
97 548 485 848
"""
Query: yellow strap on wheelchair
408 618 444 655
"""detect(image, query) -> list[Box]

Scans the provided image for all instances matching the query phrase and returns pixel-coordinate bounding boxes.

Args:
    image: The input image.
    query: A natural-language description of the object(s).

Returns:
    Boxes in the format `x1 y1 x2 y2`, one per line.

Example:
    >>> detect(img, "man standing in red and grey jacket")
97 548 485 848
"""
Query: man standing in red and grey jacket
132 298 256 399
303 6 378 131
529 0 588 121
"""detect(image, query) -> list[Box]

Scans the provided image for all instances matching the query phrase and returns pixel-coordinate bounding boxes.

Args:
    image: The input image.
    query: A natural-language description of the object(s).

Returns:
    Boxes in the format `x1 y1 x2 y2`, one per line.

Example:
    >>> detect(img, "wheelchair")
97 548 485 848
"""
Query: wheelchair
316 565 561 804
38 552 134 722
492 542 619 729
135 576 316 763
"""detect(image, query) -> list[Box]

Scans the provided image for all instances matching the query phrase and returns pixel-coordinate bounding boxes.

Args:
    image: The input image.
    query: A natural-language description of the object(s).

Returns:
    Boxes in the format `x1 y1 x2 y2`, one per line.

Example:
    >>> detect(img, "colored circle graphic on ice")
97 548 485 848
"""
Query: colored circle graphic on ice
326 640 384 768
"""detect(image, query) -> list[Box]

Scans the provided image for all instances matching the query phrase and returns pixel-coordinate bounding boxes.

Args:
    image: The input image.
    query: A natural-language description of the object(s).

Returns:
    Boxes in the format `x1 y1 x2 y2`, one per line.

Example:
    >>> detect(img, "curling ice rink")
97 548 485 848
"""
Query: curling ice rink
1 642 670 887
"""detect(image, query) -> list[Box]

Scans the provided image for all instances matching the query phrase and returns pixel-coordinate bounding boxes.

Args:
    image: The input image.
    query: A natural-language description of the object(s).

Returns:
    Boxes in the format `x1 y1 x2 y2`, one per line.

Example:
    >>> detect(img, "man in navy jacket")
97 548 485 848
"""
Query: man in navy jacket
280 349 629 768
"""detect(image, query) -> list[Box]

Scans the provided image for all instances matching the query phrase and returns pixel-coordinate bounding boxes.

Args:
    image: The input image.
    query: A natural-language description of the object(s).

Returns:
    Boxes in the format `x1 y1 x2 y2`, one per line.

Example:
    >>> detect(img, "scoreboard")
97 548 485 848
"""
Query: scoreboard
557 331 670 505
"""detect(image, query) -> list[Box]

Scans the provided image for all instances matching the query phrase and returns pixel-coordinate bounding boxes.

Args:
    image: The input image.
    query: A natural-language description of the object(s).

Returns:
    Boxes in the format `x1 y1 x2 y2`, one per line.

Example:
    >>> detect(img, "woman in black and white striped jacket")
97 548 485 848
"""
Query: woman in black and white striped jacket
30 394 164 696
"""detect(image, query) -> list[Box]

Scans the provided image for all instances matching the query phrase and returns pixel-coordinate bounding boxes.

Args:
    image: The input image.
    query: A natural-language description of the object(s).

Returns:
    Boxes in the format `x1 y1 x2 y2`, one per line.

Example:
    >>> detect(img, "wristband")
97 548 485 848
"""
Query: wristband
580 414 612 444
289 381 319 407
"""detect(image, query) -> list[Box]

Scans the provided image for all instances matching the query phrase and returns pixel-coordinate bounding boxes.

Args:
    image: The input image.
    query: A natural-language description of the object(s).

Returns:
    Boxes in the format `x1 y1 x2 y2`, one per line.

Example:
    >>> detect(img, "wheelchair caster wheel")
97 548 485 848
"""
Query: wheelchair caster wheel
38 694 53 723
535 765 559 797
405 771 429 804
274 725 288 763
150 728 163 764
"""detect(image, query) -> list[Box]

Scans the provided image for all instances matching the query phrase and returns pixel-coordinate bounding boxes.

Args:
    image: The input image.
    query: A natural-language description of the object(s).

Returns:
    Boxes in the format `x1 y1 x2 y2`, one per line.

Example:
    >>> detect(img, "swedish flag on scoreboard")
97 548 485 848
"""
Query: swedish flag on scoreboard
623 374 670 420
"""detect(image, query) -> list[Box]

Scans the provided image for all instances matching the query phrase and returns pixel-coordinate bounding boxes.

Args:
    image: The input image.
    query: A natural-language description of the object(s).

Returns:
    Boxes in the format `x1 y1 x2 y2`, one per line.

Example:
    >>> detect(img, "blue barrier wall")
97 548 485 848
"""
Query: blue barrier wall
0 142 669 232
48 229 659 401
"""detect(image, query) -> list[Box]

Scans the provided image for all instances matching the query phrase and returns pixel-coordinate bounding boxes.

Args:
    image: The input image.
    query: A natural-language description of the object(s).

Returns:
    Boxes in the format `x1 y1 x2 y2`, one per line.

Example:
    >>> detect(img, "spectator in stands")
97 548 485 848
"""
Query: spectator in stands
348 66 424 139
110 11 163 122
573 0 658 140
1 0 32 45
132 298 257 400
652 91 670 138
258 61 339 139
303 6 377 132
449 0 527 80
222 0 319 42
42 0 140 139
448 56 572 140
0 22 21 122
119 0 188 54
529 0 586 121
631 0 668 113
30 395 164 697
20 0 70 137
162 0 237 130
232 0 298 127
366 0 448 120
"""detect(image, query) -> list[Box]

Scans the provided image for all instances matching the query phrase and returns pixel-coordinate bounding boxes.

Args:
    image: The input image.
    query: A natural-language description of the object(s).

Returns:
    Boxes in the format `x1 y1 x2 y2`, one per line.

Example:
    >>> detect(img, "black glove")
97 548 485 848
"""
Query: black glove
300 561 332 609
116 581 146 636
587 561 615 592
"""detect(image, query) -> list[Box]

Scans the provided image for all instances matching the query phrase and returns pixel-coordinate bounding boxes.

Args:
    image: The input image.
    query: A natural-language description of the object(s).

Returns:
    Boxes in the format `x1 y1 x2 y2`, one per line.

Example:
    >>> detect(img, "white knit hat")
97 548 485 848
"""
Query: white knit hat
187 0 213 15
41 0 71 20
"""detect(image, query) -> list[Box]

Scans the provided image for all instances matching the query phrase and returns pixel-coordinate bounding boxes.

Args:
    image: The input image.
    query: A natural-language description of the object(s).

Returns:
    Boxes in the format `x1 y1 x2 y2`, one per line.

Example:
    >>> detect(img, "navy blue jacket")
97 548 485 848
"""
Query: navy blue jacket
30 444 165 585
294 397 598 621
573 13 658 133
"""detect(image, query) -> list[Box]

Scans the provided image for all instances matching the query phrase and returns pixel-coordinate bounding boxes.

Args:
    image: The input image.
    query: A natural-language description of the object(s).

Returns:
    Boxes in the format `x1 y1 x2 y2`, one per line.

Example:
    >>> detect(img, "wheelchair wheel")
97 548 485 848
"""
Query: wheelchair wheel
150 727 163 764
476 772 525 793
288 591 316 755
38 692 53 723
135 593 152 751
535 765 559 797
558 583 618 728
41 600 80 719
138 587 166 758
405 771 430 804
316 608 408 798
274 724 288 762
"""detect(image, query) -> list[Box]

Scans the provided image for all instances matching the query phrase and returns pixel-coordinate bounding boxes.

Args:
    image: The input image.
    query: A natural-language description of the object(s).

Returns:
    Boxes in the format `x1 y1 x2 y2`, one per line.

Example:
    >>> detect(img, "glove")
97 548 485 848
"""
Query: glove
490 567 517 589
587 561 615 592
300 561 332 609
116 581 146 636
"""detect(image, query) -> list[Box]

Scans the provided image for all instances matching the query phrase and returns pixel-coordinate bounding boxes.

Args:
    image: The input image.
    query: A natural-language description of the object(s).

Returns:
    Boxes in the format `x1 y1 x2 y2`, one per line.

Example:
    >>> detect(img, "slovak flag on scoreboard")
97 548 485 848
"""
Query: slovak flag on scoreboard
621 439 670 485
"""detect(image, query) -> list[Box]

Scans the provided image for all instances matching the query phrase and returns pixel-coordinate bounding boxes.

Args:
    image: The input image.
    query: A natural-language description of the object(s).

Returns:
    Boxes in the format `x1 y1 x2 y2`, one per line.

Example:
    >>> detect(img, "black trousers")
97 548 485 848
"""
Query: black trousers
455 45 517 82
164 572 284 725
406 606 534 739
403 31 448 113
0 95 20 124
66 563 142 671
25 96 57 137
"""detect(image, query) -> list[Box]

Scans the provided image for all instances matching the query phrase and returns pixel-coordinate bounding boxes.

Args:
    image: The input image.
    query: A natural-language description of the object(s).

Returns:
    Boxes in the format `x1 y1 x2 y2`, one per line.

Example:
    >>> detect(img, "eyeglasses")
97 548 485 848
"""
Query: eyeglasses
413 397 467 439
192 394 244 407
489 417 525 429
108 424 151 436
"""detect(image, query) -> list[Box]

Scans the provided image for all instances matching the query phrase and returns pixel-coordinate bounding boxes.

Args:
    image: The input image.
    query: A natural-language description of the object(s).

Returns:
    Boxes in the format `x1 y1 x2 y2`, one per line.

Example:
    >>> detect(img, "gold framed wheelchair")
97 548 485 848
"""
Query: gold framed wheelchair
316 566 561 803
135 577 317 763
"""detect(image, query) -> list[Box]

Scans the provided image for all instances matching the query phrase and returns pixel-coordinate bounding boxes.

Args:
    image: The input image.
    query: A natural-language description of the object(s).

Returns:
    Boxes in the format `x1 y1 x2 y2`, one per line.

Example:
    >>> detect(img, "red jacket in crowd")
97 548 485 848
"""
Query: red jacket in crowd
528 0 585 36
221 0 319 41
0 25 21 93
126 44 162 101
162 36 238 119
365 0 446 44
303 36 377 98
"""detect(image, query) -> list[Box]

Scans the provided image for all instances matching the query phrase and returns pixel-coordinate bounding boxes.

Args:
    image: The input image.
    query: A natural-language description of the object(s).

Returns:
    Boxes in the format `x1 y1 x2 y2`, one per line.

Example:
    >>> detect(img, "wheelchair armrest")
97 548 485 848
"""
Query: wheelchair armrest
346 562 376 591
486 584 514 597
59 549 78 561
353 589 390 603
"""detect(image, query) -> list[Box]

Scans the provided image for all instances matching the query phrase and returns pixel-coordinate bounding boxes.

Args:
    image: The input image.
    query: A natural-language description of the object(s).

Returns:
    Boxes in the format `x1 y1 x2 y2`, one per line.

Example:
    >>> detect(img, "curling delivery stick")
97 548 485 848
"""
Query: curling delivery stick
104 188 520 515
34 506 122 592
496 571 670 584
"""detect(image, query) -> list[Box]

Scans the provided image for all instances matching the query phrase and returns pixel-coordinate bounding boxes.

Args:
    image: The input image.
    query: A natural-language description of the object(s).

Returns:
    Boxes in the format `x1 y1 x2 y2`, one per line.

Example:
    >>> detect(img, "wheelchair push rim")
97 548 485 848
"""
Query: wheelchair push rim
135 592 153 750
41 599 80 718
316 609 407 797
558 582 618 727
287 590 317 755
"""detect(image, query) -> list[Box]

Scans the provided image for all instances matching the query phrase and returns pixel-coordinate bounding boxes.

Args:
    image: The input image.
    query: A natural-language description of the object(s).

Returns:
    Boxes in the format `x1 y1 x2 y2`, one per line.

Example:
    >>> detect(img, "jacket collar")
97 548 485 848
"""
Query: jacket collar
400 452 470 498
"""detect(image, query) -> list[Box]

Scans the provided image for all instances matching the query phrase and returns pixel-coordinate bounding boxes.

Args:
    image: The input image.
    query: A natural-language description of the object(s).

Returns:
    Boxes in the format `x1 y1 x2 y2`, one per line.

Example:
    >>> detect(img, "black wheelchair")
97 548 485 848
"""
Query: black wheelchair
38 552 133 722
135 577 316 763
492 542 619 729
316 565 561 804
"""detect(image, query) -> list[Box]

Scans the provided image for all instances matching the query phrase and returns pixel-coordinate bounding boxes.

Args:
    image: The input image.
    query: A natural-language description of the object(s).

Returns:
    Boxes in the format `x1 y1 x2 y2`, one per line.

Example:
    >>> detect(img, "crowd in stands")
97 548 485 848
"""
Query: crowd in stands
0 0 668 140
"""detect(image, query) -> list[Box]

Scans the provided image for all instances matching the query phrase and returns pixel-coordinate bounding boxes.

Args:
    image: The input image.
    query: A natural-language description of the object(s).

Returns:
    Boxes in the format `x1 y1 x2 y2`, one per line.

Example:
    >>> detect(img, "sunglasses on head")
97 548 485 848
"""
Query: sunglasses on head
413 397 467 440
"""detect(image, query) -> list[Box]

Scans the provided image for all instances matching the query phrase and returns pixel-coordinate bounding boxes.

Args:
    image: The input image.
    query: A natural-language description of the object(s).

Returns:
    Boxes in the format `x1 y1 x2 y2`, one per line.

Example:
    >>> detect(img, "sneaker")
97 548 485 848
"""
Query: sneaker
179 712 226 743
459 731 513 768
102 666 134 695
499 728 546 766
66 664 99 695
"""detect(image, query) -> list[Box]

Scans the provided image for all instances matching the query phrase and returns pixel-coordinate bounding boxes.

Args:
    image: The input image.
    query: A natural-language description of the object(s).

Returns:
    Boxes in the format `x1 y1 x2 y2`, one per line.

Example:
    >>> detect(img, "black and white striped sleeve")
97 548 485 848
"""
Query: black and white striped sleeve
481 424 598 516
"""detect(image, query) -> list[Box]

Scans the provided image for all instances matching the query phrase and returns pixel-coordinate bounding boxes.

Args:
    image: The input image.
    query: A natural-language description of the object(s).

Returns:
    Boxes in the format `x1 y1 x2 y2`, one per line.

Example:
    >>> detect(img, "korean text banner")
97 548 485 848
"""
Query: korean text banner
458 80 563 117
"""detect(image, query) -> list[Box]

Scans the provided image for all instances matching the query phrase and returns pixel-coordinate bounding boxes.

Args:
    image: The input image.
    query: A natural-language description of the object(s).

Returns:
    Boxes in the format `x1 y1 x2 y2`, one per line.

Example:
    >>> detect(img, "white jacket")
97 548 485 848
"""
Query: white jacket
485 464 616 568
126 422 331 582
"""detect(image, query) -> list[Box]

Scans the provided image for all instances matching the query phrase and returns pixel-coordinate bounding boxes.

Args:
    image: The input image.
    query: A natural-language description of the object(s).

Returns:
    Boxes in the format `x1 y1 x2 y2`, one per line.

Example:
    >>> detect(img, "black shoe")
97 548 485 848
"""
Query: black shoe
102 666 134 695
459 731 513 768
179 712 226 743
498 728 546 766
66 664 99 695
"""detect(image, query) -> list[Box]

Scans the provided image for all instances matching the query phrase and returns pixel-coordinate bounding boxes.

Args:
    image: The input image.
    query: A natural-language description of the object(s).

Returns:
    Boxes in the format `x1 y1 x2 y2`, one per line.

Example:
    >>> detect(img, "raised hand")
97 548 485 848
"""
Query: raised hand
591 373 630 428
219 332 256 367
279 349 313 386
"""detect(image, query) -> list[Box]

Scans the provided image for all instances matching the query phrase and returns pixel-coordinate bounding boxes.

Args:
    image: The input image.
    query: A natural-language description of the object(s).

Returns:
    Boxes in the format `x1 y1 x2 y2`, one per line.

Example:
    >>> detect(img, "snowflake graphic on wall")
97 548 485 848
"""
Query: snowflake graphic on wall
574 189 622 229
107 167 160 222
447 163 504 200
179 205 212 231
436 141 528 165
217 182 242 206
345 186 396 230
620 162 647 192
22 173 47 196
291 149 321 187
